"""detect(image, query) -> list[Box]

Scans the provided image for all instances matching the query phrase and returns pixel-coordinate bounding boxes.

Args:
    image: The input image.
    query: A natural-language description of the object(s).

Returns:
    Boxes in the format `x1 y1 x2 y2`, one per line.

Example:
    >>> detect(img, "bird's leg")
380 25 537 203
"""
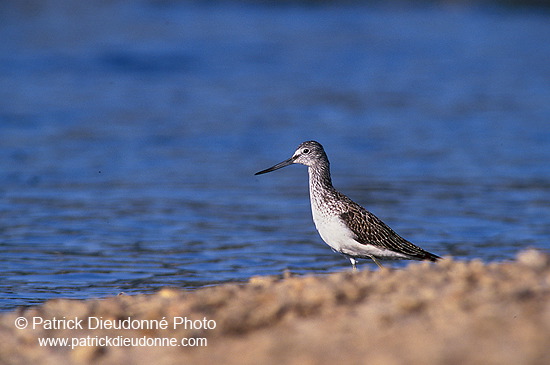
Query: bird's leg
349 257 357 270
369 256 384 269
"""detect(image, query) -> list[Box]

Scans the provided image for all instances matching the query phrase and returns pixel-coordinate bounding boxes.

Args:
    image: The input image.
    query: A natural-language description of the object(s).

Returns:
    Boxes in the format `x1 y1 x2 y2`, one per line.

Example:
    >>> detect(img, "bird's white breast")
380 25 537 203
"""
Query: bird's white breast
311 207 352 251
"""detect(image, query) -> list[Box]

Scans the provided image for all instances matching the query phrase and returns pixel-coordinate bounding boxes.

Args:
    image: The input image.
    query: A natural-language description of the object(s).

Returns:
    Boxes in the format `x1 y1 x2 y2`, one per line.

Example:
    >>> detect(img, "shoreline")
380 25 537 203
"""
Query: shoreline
1 249 549 364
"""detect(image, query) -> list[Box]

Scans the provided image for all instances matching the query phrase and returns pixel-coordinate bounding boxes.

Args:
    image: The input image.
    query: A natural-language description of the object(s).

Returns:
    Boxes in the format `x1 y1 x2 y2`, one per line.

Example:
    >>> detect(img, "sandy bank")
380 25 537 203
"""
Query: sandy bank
1 249 549 365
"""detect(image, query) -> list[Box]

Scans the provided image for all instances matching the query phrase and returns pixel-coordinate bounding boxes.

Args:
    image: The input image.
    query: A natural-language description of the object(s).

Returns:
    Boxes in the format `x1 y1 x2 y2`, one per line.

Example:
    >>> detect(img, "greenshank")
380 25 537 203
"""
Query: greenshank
255 140 440 270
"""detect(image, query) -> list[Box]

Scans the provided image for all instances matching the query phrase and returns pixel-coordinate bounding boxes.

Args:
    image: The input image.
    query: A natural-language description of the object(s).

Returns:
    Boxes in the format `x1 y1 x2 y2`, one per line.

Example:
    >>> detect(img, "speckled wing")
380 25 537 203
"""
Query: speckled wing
339 205 440 261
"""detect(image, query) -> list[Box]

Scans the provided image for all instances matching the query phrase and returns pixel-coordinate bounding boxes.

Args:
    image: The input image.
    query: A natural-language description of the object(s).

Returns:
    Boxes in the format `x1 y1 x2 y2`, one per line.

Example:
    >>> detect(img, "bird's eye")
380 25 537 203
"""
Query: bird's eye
302 148 310 154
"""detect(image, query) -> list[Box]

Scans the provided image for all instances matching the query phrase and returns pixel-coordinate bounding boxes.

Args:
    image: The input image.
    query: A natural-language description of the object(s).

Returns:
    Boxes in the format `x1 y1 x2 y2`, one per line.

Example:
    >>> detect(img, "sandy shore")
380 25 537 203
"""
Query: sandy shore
1 249 549 364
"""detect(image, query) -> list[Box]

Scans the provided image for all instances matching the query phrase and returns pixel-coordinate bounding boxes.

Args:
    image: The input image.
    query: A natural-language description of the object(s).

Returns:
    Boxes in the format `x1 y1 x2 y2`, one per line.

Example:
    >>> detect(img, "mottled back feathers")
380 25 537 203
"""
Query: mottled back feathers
339 204 440 261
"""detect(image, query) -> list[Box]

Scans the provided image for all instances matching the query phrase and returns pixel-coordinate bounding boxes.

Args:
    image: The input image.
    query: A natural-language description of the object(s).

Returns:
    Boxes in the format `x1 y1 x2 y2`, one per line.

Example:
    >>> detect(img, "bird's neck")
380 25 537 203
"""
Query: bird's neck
308 162 336 199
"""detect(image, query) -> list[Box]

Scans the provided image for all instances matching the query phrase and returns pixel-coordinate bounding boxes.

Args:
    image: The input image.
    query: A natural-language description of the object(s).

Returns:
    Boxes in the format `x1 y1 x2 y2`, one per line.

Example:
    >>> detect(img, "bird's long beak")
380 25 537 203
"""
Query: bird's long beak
255 156 296 175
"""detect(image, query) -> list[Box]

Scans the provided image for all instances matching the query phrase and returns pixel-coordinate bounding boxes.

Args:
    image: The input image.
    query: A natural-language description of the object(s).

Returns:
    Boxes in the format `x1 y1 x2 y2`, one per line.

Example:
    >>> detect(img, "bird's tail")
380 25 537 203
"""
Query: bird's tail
423 251 441 262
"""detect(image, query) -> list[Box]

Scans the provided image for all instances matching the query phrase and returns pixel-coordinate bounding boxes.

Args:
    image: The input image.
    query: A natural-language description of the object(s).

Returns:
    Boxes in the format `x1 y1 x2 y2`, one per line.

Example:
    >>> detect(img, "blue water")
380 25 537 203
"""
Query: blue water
1 1 549 311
